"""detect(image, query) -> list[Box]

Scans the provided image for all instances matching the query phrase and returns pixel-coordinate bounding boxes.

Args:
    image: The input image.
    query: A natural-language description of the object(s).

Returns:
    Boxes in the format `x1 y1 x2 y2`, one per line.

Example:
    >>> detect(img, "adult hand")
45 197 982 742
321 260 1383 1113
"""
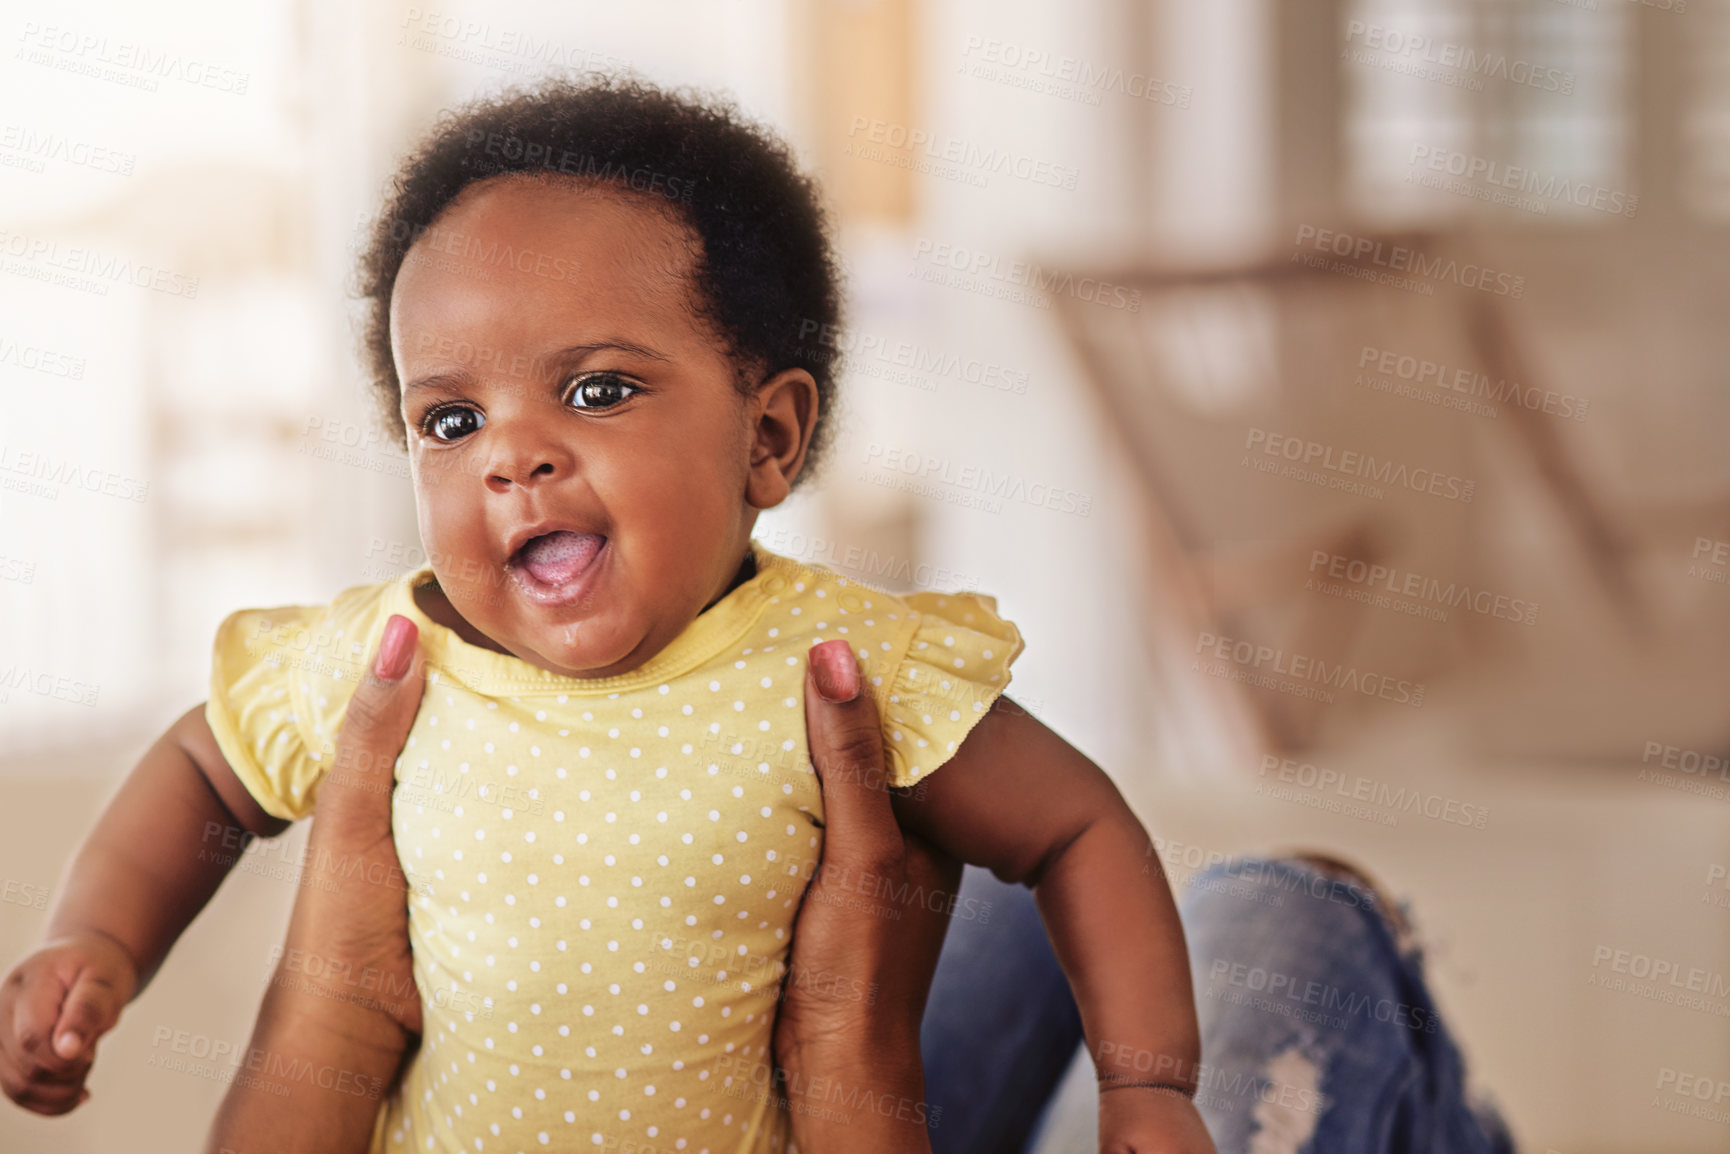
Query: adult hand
772 639 963 1154
208 626 963 1154
205 613 427 1154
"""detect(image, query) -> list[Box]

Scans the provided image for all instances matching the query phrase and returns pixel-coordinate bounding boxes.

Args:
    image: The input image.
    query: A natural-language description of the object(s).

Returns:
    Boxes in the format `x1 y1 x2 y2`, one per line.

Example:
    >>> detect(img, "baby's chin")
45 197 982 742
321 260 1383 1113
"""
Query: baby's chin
435 542 708 679
494 604 666 680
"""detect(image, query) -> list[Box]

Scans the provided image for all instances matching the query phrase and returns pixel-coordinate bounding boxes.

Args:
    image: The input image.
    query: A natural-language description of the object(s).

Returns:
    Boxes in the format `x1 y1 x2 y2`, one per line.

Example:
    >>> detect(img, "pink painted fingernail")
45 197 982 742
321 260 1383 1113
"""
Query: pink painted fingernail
375 615 417 682
810 639 859 703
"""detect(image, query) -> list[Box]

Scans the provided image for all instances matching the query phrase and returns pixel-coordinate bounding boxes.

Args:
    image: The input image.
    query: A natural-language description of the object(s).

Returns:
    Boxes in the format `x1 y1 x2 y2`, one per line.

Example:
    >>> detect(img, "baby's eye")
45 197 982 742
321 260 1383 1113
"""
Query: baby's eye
565 373 642 411
422 404 485 442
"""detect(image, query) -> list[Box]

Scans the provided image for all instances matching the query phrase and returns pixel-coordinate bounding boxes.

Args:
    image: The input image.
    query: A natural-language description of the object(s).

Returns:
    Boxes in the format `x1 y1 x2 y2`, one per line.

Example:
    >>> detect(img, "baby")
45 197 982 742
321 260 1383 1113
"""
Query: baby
0 77 1211 1154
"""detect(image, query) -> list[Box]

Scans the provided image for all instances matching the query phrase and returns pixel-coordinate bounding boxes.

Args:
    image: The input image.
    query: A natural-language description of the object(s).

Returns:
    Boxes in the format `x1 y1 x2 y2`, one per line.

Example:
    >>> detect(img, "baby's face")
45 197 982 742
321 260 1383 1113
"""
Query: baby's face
390 177 767 678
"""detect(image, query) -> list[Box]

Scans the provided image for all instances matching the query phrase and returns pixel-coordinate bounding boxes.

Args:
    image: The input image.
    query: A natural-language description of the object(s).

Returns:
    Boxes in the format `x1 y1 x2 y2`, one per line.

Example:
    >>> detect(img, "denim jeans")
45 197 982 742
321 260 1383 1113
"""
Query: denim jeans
919 858 1516 1154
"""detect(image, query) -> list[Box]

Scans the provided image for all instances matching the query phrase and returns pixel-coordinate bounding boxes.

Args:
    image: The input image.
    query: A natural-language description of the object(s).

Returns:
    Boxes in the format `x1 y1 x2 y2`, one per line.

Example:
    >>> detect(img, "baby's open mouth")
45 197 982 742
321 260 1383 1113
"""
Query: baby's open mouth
510 531 606 587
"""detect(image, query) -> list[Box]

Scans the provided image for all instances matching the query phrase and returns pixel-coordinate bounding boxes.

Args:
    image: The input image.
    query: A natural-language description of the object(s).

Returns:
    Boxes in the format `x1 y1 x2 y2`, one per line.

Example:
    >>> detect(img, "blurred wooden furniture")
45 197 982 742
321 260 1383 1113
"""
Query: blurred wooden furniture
1048 229 1639 753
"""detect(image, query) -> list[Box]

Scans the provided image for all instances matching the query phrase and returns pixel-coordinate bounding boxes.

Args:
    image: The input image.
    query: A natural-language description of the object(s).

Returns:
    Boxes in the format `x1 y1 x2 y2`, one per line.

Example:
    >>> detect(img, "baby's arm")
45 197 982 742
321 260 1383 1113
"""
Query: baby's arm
0 704 286 1114
888 696 1214 1147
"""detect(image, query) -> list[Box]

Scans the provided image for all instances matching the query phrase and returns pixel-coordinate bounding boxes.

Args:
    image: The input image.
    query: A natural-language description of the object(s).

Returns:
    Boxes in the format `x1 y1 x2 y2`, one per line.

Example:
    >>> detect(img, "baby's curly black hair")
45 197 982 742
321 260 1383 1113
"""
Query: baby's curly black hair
356 74 845 489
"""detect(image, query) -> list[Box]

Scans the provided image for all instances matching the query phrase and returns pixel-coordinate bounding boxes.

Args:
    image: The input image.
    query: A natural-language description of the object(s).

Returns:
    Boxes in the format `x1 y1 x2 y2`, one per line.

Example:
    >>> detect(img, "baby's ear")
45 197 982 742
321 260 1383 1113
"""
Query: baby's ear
745 368 819 509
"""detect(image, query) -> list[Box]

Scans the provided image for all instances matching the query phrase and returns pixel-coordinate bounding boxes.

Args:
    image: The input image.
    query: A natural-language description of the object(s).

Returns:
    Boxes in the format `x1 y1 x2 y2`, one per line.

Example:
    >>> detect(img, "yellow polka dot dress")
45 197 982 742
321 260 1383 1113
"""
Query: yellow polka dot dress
205 539 1023 1153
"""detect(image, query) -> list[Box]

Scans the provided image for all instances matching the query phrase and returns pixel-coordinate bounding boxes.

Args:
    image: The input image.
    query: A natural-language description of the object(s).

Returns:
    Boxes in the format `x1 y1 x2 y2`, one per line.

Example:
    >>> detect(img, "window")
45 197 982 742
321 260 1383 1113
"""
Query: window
1342 0 1631 226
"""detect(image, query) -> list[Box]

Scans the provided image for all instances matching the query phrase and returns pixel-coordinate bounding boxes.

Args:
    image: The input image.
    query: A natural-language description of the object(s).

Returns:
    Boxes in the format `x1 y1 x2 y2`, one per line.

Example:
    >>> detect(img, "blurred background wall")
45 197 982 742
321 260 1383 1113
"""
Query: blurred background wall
1 0 1727 1150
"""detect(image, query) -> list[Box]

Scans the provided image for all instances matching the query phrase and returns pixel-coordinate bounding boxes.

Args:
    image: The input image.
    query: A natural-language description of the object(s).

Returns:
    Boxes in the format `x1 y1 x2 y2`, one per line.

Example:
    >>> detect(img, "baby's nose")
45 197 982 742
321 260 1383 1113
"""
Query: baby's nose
482 423 572 491
487 459 558 491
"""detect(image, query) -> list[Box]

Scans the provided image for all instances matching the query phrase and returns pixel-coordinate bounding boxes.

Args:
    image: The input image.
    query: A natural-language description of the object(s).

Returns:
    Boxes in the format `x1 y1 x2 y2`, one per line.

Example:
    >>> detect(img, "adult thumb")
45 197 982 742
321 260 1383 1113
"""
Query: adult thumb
804 640 901 860
322 615 424 820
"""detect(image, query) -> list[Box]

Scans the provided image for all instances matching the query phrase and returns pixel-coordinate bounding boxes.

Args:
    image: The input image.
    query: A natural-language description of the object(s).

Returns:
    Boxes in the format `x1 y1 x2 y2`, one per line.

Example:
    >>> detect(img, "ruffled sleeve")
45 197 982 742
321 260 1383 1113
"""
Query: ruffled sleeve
877 590 1026 788
204 588 387 821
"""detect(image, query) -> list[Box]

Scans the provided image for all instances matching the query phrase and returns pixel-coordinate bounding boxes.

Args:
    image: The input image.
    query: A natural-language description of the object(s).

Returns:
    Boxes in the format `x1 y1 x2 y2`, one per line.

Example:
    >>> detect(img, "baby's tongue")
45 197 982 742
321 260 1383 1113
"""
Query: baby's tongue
516 531 603 585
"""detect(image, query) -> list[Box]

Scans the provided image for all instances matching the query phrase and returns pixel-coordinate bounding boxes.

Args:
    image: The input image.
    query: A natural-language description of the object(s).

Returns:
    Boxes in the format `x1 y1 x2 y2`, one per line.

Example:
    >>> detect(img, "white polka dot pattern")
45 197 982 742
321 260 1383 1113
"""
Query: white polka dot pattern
204 543 1024 1152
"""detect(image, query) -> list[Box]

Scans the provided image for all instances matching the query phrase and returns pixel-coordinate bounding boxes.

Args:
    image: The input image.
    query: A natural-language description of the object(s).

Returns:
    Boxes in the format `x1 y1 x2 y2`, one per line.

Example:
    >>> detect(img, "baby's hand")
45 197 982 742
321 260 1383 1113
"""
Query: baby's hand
1098 1086 1218 1154
0 930 137 1115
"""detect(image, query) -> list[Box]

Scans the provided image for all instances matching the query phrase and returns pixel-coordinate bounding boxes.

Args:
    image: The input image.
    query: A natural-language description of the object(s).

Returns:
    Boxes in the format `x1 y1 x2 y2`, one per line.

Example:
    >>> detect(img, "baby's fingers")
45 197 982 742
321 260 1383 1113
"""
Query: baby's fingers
50 964 127 1062
0 1044 89 1116
9 964 73 1074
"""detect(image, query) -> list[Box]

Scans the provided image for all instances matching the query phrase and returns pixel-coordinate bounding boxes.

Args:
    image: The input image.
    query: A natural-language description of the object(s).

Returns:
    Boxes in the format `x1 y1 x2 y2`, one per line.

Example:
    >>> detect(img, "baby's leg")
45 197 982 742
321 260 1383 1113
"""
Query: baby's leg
1179 856 1516 1154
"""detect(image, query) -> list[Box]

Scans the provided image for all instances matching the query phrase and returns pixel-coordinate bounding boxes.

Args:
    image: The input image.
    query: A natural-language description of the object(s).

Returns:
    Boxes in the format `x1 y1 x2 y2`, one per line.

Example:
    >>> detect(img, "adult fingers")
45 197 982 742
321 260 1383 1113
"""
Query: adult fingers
318 615 424 842
890 831 963 1022
803 639 903 873
288 614 426 1038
